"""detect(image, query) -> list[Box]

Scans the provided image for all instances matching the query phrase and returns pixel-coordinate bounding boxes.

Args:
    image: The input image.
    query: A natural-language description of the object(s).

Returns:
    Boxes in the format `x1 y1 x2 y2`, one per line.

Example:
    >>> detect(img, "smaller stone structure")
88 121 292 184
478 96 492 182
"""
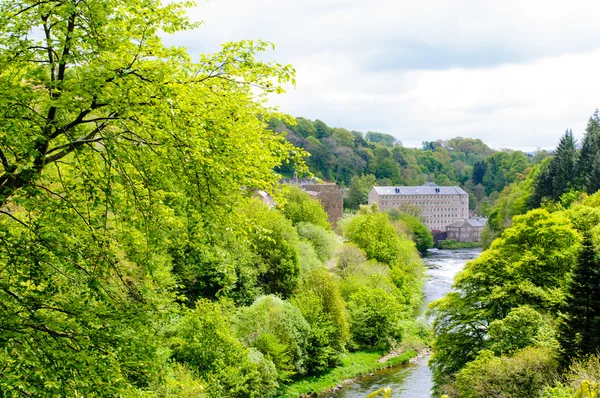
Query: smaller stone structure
301 184 344 225
446 218 487 242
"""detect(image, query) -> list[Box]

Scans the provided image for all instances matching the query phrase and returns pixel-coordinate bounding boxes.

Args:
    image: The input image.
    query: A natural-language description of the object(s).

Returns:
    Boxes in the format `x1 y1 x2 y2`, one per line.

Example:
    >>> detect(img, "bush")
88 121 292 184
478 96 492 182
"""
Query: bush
281 185 330 229
452 347 558 398
295 240 322 275
169 300 279 398
386 209 434 254
234 295 311 381
238 199 301 298
347 287 404 349
335 243 367 277
344 212 402 265
291 268 350 373
296 222 339 262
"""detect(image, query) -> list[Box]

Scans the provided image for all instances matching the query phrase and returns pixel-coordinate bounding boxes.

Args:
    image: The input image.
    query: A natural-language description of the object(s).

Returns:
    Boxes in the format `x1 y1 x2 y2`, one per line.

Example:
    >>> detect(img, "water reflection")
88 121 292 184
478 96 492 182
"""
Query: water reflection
327 248 481 398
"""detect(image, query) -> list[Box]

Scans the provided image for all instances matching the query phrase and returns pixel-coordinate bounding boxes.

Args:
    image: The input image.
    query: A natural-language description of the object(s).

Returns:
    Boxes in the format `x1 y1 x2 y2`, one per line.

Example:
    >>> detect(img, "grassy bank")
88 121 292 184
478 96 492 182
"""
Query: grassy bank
281 349 417 397
436 239 482 249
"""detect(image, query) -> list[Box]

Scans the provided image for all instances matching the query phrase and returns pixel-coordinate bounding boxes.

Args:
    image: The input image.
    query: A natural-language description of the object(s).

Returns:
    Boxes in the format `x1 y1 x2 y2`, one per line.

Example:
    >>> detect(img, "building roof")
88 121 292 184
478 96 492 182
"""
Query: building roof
447 218 488 228
467 218 487 227
372 185 468 195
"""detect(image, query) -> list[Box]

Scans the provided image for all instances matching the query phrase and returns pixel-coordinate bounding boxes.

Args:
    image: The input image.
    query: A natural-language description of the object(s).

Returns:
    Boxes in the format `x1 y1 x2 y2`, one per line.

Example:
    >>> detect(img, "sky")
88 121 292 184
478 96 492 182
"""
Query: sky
166 0 600 151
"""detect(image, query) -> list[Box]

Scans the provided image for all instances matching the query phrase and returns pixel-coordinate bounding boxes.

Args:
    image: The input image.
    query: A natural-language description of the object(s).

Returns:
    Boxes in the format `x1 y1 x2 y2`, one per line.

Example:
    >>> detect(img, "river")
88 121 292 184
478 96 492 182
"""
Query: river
326 248 481 398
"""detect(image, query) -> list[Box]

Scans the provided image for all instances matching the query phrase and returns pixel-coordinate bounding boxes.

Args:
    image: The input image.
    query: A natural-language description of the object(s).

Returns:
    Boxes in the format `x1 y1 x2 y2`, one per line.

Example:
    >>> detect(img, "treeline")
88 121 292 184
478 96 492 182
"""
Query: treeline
269 117 538 213
430 110 600 397
483 111 600 244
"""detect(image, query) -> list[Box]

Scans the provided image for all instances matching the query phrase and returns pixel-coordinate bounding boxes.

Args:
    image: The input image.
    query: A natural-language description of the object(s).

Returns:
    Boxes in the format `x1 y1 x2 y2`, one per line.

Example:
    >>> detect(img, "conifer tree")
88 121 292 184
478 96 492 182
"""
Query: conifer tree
558 234 600 360
578 110 600 193
550 130 578 200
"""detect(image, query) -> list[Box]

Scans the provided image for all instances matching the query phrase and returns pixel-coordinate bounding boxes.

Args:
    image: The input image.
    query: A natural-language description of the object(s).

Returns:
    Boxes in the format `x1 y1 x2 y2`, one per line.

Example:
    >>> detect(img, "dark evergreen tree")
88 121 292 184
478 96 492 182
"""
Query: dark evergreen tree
578 110 600 193
549 129 578 200
558 234 600 361
472 161 487 185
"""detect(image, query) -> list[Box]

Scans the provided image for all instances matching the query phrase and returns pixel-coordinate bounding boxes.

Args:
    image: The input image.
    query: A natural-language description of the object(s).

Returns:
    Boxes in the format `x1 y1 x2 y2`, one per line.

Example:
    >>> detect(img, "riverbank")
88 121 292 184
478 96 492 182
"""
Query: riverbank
281 349 419 397
435 240 482 249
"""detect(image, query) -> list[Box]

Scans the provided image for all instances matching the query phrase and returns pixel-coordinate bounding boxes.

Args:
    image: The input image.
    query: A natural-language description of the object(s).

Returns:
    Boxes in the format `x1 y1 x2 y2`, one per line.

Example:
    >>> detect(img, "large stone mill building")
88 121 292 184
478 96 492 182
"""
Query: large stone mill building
368 184 469 231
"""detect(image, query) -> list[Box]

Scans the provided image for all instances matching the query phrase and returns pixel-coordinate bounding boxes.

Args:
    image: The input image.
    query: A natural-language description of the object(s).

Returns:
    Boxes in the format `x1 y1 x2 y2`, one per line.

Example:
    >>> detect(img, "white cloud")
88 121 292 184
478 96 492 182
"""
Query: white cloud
166 0 600 150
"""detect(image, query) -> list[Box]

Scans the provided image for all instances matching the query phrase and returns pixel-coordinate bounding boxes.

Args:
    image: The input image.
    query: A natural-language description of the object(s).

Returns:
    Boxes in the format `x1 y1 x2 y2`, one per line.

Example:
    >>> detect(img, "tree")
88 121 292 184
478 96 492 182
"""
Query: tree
346 174 376 210
558 232 600 361
291 268 350 373
577 110 600 191
550 130 578 199
0 1 301 394
343 212 403 265
281 185 330 229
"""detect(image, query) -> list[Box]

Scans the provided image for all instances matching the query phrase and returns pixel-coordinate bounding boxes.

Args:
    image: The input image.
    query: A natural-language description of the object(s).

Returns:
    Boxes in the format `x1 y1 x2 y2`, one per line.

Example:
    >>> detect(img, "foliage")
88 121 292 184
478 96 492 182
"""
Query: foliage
386 208 434 254
558 231 600 361
295 222 338 262
451 347 559 398
437 239 482 249
169 300 279 398
487 306 547 355
281 185 331 229
429 209 581 388
335 243 368 276
291 268 350 373
343 212 402 265
295 240 323 276
238 199 301 298
347 287 404 349
346 174 377 210
0 0 307 393
235 295 311 381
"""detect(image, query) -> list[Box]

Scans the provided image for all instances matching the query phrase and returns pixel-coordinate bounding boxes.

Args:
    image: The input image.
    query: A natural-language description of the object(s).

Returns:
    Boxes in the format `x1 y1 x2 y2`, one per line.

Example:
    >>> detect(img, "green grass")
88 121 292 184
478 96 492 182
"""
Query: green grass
436 239 482 249
280 350 417 397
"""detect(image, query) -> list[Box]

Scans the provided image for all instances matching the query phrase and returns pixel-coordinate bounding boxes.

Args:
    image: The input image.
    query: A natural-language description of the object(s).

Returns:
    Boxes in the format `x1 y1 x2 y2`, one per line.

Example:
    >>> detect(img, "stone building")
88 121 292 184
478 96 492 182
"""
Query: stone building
368 184 469 231
281 179 344 225
446 218 487 242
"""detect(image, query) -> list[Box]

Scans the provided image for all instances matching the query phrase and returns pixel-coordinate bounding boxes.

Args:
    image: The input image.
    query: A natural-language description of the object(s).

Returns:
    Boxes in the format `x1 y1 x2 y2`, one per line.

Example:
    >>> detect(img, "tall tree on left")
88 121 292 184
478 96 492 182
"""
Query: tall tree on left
0 0 302 395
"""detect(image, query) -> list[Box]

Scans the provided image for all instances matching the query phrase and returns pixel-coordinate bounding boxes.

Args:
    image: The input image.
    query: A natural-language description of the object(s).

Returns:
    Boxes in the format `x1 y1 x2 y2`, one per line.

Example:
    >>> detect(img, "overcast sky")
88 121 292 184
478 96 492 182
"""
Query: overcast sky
167 0 600 151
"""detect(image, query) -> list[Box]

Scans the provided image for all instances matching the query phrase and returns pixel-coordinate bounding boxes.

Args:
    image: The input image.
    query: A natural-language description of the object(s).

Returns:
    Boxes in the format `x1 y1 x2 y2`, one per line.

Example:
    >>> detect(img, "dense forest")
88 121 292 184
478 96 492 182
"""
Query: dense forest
0 1 429 396
269 117 545 214
429 110 600 397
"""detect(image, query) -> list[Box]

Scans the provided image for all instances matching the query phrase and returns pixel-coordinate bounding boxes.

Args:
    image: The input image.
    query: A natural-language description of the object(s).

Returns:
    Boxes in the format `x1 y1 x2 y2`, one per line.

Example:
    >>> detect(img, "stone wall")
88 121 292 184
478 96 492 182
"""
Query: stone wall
301 184 344 226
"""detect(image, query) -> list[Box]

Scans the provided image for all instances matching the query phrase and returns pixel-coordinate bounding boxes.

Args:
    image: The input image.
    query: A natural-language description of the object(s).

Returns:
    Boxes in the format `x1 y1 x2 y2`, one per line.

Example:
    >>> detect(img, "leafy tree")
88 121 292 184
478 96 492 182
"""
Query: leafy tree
234 295 311 381
295 222 338 262
170 300 279 398
346 174 376 210
281 185 331 229
347 287 404 349
366 131 397 147
487 306 546 356
239 199 301 298
0 0 301 394
343 212 402 265
452 347 558 398
385 208 433 254
291 268 350 373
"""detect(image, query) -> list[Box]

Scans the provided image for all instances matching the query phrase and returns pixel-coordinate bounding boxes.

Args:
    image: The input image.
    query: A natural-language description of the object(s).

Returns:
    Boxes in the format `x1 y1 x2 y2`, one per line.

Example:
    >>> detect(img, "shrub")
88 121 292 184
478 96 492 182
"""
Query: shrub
344 212 402 265
238 199 301 298
347 287 404 349
169 300 279 398
291 268 350 373
235 295 311 381
335 243 367 277
281 185 330 229
295 240 322 275
452 347 558 398
296 222 339 262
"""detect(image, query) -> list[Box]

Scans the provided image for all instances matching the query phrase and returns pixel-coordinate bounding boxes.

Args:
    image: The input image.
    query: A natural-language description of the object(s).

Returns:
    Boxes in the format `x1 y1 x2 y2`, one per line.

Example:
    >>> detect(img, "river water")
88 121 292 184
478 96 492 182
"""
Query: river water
327 248 481 398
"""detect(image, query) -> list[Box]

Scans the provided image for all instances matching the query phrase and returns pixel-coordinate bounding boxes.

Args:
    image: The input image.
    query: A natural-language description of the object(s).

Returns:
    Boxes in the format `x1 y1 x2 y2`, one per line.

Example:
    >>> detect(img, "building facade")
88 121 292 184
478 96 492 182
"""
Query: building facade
368 185 469 231
446 218 487 242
